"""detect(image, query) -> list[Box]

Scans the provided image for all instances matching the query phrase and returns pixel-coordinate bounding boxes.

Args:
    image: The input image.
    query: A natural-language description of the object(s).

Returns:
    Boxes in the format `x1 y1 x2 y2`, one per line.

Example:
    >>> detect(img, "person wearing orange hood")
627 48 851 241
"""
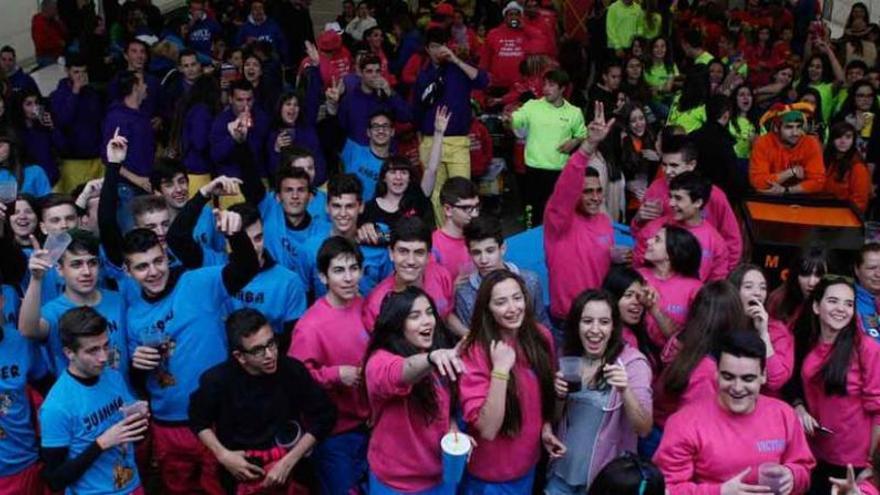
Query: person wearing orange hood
749 102 826 195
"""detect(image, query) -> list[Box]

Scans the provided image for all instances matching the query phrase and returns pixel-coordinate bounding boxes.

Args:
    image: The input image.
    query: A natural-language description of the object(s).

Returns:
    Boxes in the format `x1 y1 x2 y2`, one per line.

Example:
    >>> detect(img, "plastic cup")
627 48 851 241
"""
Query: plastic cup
274 420 302 449
441 432 473 485
559 357 584 393
0 180 16 204
140 327 170 358
758 463 785 494
120 400 149 418
43 232 72 265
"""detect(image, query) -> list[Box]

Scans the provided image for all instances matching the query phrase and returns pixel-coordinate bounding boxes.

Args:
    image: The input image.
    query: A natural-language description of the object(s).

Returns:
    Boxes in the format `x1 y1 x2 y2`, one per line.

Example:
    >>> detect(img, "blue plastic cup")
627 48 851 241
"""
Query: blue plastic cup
441 432 472 485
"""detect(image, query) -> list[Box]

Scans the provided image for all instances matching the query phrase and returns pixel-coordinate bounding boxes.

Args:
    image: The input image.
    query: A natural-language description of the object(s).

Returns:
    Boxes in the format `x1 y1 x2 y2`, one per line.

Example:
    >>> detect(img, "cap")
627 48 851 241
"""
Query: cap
502 1 523 15
317 31 343 52
324 21 343 34
434 2 454 16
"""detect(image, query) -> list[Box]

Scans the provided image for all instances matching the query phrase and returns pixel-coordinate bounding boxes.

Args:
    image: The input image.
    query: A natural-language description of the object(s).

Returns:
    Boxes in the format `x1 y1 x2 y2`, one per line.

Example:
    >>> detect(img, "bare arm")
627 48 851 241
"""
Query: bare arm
420 106 450 196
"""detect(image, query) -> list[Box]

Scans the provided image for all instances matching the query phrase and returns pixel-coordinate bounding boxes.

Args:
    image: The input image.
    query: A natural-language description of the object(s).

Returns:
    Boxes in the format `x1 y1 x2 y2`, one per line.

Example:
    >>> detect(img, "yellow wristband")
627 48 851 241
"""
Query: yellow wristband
491 371 510 381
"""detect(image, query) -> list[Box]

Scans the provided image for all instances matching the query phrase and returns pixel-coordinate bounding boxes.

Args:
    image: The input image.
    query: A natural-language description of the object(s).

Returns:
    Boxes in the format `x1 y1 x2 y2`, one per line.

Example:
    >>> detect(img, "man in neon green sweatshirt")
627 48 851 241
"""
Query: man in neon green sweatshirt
511 69 587 225
606 0 644 55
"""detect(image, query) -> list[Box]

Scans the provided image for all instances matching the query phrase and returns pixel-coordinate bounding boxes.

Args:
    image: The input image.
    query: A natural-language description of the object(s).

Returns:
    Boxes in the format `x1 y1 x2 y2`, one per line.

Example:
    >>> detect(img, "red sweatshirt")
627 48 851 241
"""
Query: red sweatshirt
654 396 816 495
469 119 493 177
31 13 67 59
480 25 529 89
634 180 742 269
544 150 615 319
801 332 880 466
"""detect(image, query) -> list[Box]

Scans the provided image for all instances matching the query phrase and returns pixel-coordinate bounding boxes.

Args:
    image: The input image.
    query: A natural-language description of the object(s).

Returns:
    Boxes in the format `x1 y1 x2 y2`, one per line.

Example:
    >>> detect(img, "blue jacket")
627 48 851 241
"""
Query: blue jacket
856 283 880 342
337 80 413 146
101 102 156 177
210 107 270 178
182 103 215 175
18 124 63 184
414 61 488 137
235 18 288 63
49 78 104 159
187 16 222 61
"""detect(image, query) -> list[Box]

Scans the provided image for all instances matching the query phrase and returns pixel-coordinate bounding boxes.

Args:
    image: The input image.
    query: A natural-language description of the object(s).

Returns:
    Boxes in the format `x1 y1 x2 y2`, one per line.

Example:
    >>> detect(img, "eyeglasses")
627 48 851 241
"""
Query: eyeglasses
451 203 480 214
241 338 278 357
369 123 392 131
855 92 875 98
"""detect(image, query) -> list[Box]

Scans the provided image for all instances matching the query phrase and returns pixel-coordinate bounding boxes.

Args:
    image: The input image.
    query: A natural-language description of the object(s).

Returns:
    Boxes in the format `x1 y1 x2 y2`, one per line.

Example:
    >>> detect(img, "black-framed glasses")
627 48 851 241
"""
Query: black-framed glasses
451 203 480 214
241 338 278 358
369 123 392 131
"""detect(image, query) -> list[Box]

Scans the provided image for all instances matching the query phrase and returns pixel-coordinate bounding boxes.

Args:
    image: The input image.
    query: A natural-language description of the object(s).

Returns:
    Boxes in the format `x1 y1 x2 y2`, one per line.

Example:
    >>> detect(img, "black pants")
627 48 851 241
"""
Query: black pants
808 459 865 495
524 166 562 227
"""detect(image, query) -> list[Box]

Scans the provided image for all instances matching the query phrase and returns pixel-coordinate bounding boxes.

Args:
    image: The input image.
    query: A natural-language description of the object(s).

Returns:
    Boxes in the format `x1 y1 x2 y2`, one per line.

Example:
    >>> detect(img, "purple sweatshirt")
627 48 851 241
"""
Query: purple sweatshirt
414 61 488 137
18 123 63 184
337 80 413 146
235 18 289 63
266 66 325 183
49 78 104 159
210 106 270 178
107 71 161 119
101 102 156 177
8 68 38 96
182 103 215 175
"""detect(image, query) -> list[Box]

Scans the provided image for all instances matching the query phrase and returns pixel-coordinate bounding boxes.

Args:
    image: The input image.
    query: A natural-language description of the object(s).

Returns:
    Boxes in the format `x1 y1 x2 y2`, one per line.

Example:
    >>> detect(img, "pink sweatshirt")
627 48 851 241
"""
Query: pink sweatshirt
654 396 816 495
365 349 451 492
633 217 730 282
653 351 718 428
801 333 880 466
289 297 371 435
544 151 614 319
432 229 473 281
637 267 702 347
362 261 455 331
763 319 794 394
634 179 742 268
458 325 556 482
860 480 880 495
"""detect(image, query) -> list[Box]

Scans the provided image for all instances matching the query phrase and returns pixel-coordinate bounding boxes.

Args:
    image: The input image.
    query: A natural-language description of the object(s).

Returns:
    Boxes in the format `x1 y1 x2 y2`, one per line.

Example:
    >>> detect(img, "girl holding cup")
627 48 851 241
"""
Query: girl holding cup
546 290 652 494
458 270 559 494
364 287 464 494
0 130 50 198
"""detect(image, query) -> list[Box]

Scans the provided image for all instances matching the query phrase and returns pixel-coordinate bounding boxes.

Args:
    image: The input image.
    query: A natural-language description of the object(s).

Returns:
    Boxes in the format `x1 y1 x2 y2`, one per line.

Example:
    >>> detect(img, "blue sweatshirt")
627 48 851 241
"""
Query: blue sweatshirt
266 66 325 183
415 61 489 137
227 259 307 335
0 165 51 197
210 107 270 178
0 322 48 477
182 103 214 175
49 78 105 159
234 18 289 63
107 71 161 119
337 82 413 146
101 102 156 177
186 16 222 60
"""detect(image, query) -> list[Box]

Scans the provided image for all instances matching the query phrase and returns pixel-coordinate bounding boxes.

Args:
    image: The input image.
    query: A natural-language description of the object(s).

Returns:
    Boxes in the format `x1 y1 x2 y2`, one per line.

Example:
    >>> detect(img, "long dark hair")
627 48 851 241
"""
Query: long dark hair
374 155 419 199
649 37 675 74
170 74 222 158
836 80 880 119
663 225 702 280
618 103 657 180
562 290 623 387
729 263 768 332
729 84 758 135
794 276 858 395
770 247 829 323
272 89 305 129
797 55 833 95
662 281 749 395
363 287 453 423
588 452 666 495
603 266 658 364
464 270 555 436
825 121 861 182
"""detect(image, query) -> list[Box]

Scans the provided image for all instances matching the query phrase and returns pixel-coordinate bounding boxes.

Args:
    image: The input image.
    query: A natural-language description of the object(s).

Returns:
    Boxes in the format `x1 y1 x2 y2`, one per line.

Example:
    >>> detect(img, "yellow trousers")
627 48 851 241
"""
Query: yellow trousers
419 135 471 225
54 158 105 194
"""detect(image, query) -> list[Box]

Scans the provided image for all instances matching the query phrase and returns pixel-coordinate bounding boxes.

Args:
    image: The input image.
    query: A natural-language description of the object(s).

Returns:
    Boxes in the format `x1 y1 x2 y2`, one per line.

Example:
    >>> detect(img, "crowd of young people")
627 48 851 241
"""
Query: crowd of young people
2 0 880 493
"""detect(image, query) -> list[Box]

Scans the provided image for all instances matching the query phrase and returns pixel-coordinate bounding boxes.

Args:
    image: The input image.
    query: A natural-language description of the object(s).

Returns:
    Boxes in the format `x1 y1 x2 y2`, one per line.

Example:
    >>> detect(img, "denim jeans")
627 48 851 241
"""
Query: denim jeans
312 429 369 495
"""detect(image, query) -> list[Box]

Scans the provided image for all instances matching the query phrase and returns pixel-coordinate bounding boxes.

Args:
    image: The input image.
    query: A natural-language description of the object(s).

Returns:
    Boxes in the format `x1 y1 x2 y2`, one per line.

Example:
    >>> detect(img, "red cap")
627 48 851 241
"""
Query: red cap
317 31 342 52
434 3 455 17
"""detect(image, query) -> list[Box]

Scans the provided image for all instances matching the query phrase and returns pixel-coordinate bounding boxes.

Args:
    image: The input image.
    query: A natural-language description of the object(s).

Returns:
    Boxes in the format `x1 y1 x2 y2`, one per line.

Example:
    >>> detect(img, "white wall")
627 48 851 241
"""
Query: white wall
824 0 880 37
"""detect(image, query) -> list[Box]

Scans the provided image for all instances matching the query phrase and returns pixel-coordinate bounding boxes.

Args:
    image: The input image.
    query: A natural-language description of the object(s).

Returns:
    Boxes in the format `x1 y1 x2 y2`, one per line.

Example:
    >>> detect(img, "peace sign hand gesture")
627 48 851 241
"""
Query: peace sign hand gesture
581 101 616 155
